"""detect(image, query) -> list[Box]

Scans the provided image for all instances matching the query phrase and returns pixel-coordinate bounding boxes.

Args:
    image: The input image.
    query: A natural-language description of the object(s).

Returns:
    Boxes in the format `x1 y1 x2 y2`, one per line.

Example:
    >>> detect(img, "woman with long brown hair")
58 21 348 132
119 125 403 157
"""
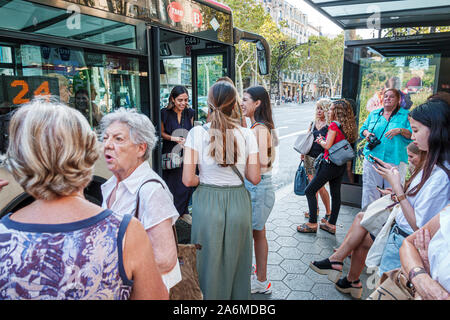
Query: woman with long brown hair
298 99 357 235
182 81 260 299
241 85 277 294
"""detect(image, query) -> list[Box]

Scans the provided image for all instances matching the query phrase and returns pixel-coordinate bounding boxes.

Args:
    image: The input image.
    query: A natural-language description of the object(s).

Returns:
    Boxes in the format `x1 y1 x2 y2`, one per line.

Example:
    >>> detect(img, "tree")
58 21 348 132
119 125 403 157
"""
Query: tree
298 33 345 97
221 0 285 95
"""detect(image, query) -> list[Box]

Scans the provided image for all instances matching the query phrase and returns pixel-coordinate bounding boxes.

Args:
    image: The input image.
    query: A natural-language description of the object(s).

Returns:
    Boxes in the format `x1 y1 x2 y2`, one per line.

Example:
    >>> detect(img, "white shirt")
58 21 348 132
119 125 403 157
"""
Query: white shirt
184 123 259 186
101 161 181 289
101 161 179 229
395 164 450 234
428 204 450 292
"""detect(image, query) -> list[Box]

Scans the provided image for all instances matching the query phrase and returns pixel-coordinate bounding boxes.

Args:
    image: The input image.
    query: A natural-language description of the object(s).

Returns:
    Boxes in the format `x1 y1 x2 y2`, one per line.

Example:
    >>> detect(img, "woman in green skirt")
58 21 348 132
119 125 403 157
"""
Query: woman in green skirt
183 81 261 299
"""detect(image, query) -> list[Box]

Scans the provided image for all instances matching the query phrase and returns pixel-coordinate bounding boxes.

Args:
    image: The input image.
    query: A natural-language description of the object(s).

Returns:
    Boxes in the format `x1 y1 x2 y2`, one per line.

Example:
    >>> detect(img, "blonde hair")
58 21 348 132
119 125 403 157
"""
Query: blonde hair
315 98 331 124
6 97 99 200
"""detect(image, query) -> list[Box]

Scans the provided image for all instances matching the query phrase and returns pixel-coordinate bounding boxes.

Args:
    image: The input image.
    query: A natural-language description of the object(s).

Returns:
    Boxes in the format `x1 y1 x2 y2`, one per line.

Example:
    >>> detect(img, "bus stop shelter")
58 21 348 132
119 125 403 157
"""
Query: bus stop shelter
303 0 450 29
304 0 450 208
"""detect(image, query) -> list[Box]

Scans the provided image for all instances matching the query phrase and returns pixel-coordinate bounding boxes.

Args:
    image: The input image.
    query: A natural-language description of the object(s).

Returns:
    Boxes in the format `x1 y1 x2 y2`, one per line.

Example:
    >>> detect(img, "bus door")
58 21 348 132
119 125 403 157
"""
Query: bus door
192 47 231 123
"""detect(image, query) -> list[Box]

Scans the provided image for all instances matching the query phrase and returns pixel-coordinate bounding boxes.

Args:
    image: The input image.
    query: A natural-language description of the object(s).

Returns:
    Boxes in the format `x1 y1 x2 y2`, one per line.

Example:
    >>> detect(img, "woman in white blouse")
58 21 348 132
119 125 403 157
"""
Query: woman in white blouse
400 204 450 300
372 99 450 276
100 108 181 290
183 81 260 299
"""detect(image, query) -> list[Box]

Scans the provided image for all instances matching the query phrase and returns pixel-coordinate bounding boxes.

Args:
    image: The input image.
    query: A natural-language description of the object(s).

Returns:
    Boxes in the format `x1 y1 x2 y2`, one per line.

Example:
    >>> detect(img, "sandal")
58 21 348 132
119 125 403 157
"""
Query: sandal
319 222 336 235
309 258 343 283
320 214 331 224
297 223 317 233
335 277 363 299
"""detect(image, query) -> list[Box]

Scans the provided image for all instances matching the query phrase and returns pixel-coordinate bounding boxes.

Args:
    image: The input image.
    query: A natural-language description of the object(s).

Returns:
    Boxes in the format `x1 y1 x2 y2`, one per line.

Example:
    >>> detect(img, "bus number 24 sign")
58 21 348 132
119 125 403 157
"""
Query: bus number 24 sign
1 76 60 105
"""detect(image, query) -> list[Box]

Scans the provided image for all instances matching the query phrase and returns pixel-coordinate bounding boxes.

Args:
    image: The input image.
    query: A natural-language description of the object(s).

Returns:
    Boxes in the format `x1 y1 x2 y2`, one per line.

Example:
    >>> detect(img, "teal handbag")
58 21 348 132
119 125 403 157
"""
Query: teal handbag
294 161 309 196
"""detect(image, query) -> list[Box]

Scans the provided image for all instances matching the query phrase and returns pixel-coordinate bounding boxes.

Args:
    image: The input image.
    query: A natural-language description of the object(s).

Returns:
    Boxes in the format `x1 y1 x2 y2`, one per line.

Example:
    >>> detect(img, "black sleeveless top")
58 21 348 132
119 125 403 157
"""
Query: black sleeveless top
307 123 329 158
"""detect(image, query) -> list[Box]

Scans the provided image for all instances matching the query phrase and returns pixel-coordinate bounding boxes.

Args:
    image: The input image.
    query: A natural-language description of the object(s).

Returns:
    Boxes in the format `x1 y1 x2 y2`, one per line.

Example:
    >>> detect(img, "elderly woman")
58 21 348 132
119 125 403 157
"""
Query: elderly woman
100 108 181 291
399 205 450 300
0 99 167 300
360 88 412 209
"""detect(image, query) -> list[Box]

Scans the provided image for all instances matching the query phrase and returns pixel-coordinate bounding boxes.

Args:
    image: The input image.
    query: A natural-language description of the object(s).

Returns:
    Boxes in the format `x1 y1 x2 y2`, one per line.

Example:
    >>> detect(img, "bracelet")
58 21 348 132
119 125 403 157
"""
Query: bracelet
396 193 407 202
409 266 427 282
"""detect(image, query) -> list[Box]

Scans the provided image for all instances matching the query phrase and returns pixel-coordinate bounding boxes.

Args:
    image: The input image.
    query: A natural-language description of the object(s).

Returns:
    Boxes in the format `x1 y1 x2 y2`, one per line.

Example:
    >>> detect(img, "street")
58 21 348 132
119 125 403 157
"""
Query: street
265 101 316 191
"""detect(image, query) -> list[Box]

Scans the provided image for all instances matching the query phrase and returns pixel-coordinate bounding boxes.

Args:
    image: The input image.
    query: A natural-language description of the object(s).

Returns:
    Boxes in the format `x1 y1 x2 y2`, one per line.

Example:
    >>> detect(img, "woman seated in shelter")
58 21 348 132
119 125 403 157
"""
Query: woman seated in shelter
309 142 425 299
0 98 167 300
100 108 181 291
398 204 450 300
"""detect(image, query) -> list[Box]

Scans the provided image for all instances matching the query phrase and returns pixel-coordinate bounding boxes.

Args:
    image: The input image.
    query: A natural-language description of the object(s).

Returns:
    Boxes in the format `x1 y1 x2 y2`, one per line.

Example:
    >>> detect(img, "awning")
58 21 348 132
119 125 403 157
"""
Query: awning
303 0 450 29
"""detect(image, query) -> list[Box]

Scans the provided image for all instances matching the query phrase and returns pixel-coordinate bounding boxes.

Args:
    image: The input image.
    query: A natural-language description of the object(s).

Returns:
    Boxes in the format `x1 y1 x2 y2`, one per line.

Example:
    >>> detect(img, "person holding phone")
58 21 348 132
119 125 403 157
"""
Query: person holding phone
297 100 357 235
360 88 412 210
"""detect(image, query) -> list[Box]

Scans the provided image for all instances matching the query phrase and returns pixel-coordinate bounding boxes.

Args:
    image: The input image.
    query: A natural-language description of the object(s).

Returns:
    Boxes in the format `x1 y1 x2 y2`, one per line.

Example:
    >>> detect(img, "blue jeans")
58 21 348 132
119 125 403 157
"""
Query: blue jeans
244 175 275 231
378 224 408 276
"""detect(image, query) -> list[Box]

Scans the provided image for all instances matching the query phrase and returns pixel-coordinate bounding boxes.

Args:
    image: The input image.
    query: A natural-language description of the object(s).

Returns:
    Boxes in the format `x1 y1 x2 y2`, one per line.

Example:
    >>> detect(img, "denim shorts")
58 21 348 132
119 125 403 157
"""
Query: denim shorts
245 175 275 231
378 223 409 276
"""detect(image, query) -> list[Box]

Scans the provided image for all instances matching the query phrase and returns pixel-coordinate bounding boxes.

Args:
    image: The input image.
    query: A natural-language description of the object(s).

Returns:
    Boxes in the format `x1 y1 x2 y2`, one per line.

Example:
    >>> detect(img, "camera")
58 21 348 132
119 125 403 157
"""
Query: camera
367 134 381 150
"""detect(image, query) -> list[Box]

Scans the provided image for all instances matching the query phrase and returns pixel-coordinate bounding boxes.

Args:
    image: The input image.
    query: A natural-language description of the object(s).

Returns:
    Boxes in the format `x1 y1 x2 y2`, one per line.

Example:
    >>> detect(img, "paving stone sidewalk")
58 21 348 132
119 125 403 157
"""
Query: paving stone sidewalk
251 183 375 300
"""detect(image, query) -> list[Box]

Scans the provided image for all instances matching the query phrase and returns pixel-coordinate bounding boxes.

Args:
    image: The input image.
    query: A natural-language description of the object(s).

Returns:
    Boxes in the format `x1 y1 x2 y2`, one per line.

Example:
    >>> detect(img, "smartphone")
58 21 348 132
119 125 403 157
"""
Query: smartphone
369 154 384 167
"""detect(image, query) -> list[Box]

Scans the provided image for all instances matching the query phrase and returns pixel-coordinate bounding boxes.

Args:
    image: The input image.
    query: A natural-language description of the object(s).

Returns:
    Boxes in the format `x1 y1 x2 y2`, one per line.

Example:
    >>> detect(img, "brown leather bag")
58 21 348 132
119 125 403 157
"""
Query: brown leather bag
135 179 203 300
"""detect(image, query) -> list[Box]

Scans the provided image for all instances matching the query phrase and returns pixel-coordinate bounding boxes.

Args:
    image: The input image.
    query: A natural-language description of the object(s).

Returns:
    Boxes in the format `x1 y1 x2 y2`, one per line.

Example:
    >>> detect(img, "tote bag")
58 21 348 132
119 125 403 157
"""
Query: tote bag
365 206 398 268
360 195 397 237
294 161 309 196
293 122 314 154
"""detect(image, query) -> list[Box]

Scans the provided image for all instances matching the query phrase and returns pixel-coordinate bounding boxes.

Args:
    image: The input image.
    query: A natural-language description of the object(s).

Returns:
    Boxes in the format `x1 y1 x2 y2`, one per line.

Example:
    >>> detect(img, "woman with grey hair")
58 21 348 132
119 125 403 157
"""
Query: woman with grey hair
100 108 181 291
0 99 167 299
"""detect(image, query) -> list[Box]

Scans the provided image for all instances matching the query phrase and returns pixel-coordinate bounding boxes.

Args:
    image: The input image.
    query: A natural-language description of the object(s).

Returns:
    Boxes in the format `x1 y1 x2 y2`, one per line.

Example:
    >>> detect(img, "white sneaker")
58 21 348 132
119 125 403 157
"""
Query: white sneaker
251 278 272 294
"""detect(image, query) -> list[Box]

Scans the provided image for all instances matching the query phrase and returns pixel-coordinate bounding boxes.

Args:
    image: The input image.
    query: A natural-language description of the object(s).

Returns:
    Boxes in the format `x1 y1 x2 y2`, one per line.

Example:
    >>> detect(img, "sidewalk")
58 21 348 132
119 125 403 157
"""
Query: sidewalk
251 183 374 300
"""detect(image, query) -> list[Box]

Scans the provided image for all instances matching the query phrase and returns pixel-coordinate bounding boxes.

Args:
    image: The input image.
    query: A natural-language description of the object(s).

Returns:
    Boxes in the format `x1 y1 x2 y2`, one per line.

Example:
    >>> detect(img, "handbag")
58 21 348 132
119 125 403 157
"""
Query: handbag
294 161 309 196
293 121 314 154
327 121 354 166
367 268 417 300
162 109 186 170
365 206 398 268
161 152 182 170
360 195 398 236
169 226 203 300
135 179 203 300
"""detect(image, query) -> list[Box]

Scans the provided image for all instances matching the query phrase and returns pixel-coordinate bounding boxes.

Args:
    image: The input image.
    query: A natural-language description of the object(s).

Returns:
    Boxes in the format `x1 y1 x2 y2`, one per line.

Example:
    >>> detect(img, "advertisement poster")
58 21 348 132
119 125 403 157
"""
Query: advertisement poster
354 54 440 175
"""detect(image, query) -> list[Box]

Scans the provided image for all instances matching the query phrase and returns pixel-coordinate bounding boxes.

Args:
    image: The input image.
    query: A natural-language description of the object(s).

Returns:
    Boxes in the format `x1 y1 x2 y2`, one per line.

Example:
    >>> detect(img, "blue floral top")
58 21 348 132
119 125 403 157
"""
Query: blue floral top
0 209 133 300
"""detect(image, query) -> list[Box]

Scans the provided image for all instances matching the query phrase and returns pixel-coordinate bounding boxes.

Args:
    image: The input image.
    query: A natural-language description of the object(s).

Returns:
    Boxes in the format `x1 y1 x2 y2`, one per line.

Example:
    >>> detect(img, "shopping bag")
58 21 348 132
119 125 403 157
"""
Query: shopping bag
367 268 416 300
294 161 309 196
360 195 397 236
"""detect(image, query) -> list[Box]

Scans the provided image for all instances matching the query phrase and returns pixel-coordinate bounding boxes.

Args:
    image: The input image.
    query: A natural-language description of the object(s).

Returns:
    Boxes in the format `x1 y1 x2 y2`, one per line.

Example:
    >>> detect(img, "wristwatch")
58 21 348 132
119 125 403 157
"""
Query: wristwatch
409 267 427 281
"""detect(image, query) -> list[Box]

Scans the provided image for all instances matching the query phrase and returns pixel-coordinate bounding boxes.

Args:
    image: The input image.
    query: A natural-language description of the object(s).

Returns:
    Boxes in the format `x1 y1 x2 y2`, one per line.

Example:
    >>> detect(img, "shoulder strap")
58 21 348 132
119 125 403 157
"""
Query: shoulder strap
331 121 348 140
135 179 179 249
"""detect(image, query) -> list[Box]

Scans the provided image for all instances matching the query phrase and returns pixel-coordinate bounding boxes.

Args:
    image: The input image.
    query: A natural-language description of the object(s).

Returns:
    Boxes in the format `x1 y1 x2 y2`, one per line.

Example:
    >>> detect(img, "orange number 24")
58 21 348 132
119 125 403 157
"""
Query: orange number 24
11 80 50 104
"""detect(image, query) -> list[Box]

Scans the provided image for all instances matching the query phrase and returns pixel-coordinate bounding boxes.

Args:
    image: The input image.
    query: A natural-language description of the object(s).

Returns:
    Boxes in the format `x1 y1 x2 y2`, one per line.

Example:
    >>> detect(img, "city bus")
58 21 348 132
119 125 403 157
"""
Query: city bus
0 0 270 214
